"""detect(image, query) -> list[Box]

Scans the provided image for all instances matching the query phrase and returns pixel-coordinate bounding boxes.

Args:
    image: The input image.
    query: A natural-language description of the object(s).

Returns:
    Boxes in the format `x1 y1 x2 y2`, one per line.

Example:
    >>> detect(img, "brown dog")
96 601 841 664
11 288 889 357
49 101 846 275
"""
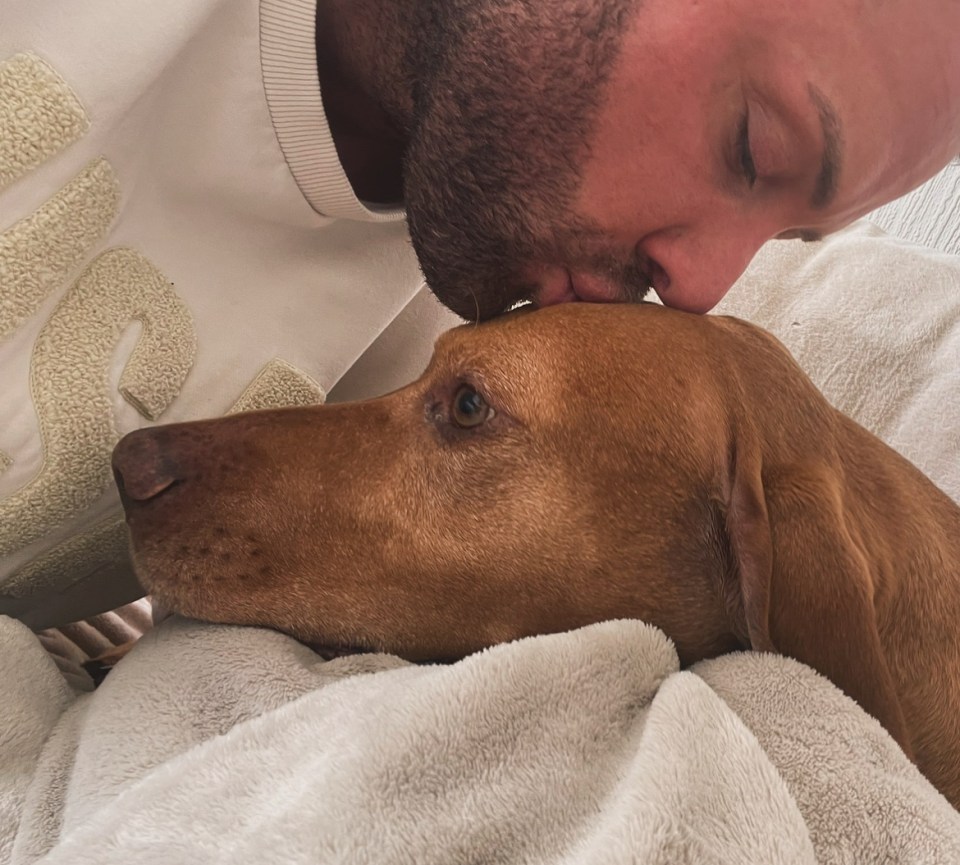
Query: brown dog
112 303 960 809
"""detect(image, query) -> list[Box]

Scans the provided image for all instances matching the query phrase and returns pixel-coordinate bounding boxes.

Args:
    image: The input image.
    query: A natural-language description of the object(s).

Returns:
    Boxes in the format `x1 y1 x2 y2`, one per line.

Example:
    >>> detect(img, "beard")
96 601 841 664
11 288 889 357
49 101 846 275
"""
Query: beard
403 0 643 320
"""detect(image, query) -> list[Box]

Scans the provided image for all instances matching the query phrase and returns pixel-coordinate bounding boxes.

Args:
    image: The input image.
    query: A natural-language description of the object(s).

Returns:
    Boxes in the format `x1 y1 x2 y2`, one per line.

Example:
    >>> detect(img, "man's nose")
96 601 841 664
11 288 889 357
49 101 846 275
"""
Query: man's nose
646 221 774 314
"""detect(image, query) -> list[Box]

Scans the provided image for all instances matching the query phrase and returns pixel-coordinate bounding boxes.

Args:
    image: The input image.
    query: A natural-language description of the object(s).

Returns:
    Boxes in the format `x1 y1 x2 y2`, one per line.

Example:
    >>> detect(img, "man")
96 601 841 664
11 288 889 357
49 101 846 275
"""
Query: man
1 0 957 626
322 0 960 317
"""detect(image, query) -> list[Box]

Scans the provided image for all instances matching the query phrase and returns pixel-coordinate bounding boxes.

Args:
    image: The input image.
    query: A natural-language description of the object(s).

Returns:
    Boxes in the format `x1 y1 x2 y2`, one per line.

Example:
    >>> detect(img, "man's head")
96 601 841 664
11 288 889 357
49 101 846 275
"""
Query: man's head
339 0 960 318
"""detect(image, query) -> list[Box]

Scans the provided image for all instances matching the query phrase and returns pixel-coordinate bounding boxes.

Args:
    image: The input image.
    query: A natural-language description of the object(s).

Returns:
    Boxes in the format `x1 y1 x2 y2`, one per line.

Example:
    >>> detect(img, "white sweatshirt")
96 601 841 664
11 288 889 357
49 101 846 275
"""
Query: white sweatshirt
0 0 459 626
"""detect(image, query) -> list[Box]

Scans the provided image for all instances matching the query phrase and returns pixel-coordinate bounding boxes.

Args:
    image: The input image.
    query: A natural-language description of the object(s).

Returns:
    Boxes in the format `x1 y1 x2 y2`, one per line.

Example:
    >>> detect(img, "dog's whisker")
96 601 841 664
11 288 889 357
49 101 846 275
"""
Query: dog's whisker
470 288 481 326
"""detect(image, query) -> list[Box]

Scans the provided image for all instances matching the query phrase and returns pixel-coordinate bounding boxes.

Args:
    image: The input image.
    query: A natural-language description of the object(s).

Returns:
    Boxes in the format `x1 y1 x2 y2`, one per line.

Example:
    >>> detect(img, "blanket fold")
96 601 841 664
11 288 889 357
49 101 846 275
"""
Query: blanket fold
4 614 960 864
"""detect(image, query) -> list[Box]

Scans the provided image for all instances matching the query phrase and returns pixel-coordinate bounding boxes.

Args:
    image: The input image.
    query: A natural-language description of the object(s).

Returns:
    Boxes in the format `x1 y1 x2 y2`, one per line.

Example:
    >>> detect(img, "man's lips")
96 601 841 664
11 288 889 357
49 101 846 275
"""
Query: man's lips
531 258 670 308
533 268 581 307
533 268 620 307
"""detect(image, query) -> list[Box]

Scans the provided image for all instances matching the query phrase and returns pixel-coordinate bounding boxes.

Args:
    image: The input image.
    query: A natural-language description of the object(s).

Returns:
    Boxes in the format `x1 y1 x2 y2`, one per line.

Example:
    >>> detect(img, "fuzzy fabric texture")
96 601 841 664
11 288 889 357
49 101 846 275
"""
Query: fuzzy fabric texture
3 615 960 865
0 53 89 192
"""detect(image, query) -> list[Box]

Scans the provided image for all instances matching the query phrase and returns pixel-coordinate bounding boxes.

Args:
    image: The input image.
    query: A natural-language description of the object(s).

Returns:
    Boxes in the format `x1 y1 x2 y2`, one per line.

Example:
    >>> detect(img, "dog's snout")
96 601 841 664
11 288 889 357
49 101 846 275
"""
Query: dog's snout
112 429 181 505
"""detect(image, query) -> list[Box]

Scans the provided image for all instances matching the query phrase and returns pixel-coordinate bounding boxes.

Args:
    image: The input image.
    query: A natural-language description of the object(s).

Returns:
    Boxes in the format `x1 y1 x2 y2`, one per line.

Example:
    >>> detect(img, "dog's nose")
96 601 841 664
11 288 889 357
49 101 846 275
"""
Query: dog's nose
112 428 181 504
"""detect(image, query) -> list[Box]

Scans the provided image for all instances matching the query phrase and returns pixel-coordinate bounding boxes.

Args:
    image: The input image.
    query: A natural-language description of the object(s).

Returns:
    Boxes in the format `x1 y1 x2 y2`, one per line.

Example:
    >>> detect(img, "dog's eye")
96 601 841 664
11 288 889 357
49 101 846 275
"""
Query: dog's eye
451 385 495 428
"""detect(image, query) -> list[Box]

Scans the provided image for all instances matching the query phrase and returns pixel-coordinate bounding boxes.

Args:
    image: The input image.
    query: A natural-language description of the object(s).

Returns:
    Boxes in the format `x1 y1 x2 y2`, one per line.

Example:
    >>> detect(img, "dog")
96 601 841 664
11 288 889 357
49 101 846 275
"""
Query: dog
112 302 960 809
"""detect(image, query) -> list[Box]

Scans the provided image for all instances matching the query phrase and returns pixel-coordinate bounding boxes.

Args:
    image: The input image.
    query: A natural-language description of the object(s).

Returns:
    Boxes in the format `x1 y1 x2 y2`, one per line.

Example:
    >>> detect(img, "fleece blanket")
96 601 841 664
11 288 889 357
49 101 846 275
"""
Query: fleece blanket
3 616 960 864
3 220 960 862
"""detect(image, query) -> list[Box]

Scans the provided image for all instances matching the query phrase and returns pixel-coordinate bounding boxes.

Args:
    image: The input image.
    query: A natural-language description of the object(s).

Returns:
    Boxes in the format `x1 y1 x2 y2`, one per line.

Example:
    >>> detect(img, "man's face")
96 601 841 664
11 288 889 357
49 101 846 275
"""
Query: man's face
404 0 959 319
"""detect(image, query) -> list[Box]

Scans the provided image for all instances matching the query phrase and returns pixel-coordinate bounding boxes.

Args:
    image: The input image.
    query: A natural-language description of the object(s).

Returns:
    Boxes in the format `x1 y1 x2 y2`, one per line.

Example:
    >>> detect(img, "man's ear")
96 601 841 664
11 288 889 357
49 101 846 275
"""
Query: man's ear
725 450 914 758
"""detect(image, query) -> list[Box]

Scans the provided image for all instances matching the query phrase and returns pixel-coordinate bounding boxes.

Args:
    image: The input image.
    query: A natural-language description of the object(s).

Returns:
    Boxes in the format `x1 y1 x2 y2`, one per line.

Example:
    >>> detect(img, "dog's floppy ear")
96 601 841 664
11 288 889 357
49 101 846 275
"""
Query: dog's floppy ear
725 450 914 757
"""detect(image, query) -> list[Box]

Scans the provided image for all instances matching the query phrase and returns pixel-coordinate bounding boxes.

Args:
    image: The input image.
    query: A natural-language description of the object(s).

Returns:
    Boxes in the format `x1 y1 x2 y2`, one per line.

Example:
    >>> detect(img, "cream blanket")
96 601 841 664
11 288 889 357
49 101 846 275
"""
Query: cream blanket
3 221 960 862
3 616 960 864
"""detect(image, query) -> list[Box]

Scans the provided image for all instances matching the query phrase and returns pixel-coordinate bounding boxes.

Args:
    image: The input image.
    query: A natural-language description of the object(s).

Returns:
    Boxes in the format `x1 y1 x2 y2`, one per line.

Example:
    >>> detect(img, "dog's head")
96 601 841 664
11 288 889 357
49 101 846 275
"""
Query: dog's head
113 302 908 754
115 304 748 659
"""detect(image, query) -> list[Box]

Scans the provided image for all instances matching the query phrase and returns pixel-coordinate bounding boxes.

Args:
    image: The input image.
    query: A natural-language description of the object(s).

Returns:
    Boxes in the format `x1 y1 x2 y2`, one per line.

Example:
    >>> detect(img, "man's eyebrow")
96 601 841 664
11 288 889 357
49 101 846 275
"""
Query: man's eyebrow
808 84 843 209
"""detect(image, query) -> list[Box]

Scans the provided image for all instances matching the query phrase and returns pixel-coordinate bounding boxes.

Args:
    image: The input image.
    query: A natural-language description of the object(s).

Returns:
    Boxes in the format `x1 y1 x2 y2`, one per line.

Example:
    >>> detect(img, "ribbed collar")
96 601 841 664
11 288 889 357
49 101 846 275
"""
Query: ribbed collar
260 0 405 222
